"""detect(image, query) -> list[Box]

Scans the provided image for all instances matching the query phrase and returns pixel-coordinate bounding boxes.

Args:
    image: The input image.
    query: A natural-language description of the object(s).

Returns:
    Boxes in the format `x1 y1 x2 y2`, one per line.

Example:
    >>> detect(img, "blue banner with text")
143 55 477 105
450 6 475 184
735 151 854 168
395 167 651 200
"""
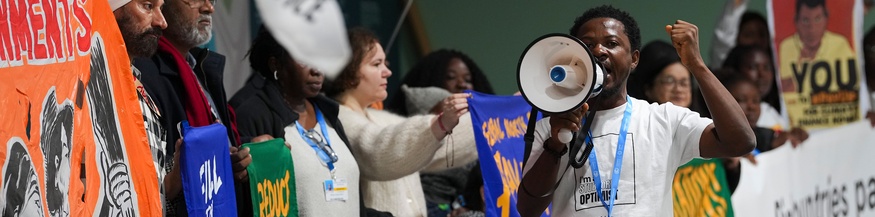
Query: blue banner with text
467 91 550 217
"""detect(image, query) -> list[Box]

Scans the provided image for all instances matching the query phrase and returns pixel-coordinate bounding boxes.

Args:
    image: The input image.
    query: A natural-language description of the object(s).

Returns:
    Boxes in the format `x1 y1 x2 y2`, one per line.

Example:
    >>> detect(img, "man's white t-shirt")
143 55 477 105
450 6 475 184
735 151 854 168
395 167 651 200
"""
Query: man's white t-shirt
522 97 713 216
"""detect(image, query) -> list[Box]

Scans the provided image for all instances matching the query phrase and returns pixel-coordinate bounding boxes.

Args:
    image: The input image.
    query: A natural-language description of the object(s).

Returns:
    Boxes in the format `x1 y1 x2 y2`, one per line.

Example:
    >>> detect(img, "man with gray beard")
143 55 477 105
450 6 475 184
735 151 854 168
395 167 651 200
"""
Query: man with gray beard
133 0 254 215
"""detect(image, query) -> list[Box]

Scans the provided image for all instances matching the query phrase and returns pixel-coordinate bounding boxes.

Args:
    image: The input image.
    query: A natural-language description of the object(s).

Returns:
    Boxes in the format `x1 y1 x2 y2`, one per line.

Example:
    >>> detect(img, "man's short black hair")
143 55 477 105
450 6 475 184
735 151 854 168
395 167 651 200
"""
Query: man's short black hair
569 5 641 52
796 0 828 21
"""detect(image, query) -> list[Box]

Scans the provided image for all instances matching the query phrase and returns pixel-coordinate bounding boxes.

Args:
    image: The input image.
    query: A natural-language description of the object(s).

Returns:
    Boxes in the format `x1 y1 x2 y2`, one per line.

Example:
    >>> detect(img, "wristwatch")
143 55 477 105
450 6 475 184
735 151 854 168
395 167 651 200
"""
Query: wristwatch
543 138 568 158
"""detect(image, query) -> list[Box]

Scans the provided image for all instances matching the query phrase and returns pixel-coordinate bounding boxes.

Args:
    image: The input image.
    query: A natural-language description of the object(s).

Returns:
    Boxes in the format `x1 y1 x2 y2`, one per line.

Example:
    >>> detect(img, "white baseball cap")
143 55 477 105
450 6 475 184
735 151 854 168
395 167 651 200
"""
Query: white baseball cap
109 0 131 10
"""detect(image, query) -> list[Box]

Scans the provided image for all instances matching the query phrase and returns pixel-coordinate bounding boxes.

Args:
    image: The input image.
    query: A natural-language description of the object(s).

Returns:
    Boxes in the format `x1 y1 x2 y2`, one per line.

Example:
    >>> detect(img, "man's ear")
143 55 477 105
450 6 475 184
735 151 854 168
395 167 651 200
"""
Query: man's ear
268 57 278 72
630 49 640 71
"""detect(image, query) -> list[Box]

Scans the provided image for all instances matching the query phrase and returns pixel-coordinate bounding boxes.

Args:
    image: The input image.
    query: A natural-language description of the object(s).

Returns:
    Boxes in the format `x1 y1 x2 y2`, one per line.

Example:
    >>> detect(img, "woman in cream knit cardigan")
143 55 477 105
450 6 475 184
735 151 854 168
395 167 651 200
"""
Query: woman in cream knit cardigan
327 27 478 217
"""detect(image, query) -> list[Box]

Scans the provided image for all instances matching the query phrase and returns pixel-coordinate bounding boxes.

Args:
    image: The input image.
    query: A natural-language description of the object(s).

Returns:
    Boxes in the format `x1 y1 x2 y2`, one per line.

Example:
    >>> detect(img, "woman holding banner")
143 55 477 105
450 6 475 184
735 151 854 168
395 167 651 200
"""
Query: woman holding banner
386 49 494 217
326 27 478 217
232 26 382 216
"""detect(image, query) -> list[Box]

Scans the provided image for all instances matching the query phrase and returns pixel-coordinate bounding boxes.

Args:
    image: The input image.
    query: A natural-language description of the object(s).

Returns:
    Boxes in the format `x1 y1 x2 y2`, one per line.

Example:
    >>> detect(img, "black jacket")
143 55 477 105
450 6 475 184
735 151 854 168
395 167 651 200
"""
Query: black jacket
134 47 238 152
134 47 244 216
229 75 350 146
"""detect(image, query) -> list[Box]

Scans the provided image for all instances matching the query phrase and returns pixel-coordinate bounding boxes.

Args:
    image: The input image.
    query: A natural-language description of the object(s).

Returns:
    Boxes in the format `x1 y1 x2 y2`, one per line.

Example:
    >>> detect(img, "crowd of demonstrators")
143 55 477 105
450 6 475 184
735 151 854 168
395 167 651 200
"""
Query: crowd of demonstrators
90 0 875 216
325 27 479 217
385 49 493 217
105 0 483 215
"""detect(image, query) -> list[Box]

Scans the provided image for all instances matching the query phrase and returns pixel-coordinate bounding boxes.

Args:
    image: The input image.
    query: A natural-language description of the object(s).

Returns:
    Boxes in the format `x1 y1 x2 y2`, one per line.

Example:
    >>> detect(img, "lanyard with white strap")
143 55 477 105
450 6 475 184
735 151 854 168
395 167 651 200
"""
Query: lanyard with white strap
586 95 632 216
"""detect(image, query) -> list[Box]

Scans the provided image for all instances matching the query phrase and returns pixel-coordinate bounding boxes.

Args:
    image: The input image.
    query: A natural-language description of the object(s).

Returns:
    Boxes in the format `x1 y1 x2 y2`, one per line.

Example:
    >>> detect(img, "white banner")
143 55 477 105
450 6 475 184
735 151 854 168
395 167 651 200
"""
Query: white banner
732 121 875 216
254 0 350 79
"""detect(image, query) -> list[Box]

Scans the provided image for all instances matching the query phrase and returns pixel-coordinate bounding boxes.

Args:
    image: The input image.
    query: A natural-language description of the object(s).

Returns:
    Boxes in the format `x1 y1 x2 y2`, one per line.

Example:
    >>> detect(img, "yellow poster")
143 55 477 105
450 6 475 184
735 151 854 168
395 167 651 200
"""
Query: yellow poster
771 0 867 130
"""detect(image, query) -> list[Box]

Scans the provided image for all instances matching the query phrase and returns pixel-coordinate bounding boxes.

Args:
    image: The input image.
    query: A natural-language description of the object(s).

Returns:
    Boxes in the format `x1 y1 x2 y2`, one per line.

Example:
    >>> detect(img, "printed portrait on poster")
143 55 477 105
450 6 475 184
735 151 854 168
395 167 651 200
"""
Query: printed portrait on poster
771 0 868 130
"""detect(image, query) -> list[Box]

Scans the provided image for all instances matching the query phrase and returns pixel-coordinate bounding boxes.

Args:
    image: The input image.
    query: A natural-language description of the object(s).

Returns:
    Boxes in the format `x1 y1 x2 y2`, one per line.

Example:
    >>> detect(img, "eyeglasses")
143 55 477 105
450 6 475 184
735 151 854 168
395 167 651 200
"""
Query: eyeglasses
181 0 216 8
304 129 339 164
655 76 690 88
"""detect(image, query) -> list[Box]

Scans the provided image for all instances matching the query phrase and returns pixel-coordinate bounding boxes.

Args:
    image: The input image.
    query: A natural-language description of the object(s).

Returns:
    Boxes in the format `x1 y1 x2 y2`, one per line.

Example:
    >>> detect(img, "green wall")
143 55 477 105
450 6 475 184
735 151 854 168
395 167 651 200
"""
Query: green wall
407 0 875 95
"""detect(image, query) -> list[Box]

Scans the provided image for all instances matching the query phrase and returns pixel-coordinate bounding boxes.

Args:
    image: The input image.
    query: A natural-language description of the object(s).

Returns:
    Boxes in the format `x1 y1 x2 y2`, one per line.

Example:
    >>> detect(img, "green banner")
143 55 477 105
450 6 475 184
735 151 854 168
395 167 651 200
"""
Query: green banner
244 138 297 217
672 158 734 217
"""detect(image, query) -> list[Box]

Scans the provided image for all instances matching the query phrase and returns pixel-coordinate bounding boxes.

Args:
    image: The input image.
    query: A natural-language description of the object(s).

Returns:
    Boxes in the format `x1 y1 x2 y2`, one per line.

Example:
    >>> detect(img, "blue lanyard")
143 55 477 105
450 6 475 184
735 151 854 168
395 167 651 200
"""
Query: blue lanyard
586 95 632 216
295 104 335 171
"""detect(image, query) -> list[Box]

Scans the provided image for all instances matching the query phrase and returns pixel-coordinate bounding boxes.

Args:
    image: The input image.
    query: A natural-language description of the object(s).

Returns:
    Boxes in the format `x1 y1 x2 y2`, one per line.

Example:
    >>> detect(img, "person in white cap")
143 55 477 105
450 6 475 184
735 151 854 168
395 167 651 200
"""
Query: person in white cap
110 0 172 215
112 0 167 58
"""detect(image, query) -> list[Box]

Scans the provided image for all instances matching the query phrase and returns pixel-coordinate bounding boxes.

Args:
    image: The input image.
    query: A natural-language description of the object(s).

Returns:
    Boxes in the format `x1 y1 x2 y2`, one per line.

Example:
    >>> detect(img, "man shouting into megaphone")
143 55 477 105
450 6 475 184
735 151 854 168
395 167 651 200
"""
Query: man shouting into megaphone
517 5 755 217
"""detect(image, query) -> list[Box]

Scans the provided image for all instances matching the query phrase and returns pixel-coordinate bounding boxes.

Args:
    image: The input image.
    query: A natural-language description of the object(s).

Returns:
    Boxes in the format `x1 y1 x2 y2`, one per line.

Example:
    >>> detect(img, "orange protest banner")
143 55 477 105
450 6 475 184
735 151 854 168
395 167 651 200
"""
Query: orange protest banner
0 0 160 216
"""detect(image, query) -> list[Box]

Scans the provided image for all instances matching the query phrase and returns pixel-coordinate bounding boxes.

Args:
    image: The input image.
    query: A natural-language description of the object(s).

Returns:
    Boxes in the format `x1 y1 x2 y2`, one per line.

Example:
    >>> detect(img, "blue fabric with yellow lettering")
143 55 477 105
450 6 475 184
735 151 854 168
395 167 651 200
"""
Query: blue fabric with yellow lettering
467 91 549 217
179 120 238 217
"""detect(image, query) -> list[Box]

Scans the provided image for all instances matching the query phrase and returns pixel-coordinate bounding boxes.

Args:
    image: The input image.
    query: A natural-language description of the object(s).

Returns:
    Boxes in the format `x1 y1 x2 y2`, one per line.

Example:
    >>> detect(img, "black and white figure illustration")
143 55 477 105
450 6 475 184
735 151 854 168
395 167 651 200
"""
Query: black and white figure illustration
86 34 139 217
2 138 46 217
40 88 74 217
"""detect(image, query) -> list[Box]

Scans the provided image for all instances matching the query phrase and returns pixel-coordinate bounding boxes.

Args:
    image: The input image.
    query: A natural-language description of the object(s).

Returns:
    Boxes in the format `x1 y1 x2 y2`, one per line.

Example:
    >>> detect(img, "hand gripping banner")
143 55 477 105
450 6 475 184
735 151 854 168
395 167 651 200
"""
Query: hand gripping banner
243 138 297 217
179 121 238 217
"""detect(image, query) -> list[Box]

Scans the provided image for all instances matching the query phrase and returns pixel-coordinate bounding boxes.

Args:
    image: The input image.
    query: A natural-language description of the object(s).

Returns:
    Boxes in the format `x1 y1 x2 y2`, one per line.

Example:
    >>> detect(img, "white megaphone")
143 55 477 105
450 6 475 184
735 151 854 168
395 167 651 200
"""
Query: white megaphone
517 34 604 143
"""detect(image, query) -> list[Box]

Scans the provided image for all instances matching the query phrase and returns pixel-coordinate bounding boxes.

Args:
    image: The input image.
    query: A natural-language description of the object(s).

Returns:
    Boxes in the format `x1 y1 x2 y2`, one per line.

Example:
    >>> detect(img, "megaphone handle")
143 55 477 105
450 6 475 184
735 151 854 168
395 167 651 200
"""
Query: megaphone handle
568 130 584 168
570 111 597 168
557 129 573 143
572 142 594 168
